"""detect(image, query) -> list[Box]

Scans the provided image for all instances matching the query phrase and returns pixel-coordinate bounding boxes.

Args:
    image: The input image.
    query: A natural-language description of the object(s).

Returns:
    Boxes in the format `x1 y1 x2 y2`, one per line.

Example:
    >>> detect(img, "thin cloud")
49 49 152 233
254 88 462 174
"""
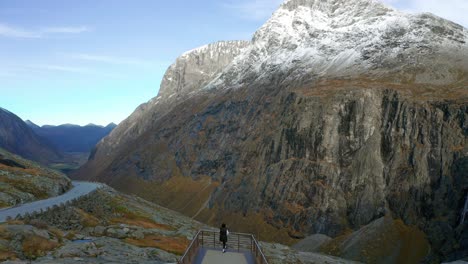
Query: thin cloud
0 24 40 38
41 26 90 34
1 63 126 79
222 0 283 21
27 64 91 74
68 54 152 67
0 23 91 38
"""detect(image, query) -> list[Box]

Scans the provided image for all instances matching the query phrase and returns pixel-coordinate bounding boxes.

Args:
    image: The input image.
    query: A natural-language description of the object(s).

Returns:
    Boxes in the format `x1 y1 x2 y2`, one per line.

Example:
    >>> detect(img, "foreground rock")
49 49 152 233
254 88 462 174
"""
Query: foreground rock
293 234 332 252
319 216 430 263
262 242 360 264
0 187 201 262
0 186 357 263
0 148 71 208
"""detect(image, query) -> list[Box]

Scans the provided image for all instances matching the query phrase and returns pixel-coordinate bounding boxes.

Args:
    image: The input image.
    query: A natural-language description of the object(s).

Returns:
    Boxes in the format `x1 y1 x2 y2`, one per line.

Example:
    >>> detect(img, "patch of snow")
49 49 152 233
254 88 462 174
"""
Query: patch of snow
203 0 468 90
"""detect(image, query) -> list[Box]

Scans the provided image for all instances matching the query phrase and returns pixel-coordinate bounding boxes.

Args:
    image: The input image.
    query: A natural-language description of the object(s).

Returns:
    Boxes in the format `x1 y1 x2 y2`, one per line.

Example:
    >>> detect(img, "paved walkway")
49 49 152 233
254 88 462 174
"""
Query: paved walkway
194 248 255 264
0 181 102 222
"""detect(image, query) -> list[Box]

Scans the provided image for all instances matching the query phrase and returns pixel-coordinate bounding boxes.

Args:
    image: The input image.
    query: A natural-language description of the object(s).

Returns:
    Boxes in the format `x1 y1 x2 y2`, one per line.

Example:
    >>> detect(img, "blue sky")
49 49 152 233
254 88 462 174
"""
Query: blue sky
1 0 466 126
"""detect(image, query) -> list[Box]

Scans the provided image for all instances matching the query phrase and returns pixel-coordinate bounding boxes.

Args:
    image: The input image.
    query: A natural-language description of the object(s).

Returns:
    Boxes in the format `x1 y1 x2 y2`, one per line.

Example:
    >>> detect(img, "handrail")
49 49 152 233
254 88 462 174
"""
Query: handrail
178 229 269 264
461 194 468 225
179 230 202 263
252 234 269 264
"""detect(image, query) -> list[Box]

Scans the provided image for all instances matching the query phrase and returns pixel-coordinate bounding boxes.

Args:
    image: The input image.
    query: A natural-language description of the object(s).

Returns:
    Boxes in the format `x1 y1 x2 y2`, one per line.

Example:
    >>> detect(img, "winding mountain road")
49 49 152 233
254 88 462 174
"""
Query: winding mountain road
0 181 102 222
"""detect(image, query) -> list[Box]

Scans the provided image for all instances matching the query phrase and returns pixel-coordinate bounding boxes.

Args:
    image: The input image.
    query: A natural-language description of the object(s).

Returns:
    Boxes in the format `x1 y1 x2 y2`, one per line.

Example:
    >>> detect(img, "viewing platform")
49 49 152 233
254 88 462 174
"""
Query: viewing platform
178 230 269 264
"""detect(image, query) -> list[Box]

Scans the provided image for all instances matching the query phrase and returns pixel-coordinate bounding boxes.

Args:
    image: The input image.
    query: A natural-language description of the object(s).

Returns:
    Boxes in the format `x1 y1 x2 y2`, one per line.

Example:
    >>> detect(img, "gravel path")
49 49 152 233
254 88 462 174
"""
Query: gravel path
0 181 102 222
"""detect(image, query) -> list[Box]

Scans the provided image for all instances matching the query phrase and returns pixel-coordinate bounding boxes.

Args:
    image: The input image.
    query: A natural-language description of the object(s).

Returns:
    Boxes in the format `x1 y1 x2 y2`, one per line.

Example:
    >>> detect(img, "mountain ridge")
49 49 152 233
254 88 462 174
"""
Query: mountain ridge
81 40 249 168
75 1 468 262
0 108 62 165
29 122 117 153
206 0 467 91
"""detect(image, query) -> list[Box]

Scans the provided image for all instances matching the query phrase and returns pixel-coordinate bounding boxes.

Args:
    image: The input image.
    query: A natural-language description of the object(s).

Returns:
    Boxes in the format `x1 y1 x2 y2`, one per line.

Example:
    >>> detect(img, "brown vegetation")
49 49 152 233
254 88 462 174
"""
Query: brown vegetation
22 235 60 259
196 207 300 245
113 175 220 218
108 197 174 230
110 217 172 230
320 217 430 264
0 177 49 199
76 209 100 228
0 251 17 261
124 235 189 255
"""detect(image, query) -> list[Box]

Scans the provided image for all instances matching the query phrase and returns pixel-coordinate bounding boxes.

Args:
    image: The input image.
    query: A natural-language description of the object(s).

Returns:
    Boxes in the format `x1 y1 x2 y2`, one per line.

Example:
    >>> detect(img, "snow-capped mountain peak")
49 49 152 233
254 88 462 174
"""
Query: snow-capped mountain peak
207 0 468 89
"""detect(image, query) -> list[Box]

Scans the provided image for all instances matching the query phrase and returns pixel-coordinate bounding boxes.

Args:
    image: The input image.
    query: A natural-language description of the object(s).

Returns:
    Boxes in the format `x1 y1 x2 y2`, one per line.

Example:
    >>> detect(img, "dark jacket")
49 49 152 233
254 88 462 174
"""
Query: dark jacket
219 227 228 242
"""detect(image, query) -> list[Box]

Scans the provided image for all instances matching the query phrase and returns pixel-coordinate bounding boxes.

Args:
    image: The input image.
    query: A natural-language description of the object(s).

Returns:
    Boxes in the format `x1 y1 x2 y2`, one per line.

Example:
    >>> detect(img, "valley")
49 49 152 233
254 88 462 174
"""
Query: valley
1 0 467 263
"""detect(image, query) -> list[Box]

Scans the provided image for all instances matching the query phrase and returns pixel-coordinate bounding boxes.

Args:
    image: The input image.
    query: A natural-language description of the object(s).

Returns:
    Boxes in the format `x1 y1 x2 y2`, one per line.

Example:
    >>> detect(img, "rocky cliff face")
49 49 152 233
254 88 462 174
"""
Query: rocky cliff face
76 0 468 262
159 41 249 99
81 40 249 178
0 108 62 165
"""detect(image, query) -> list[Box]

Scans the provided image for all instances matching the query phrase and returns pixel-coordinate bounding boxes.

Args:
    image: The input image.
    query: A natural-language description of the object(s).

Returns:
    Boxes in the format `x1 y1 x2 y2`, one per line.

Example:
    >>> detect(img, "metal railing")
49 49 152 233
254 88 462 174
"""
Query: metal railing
178 229 269 264
461 194 468 226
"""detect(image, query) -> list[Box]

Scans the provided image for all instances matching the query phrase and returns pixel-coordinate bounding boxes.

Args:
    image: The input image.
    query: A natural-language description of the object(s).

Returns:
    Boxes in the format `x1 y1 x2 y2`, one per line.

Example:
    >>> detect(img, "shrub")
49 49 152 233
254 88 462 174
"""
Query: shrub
22 235 60 260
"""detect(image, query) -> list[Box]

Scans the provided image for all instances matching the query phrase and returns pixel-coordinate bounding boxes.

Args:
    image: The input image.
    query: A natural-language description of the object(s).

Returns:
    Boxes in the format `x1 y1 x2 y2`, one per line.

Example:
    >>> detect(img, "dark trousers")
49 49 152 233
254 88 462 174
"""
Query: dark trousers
222 241 227 249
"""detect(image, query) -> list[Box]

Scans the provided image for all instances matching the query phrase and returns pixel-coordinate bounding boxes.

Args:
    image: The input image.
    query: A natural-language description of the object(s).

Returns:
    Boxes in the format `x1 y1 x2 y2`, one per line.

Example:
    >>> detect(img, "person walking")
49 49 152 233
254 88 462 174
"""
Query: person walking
219 223 229 253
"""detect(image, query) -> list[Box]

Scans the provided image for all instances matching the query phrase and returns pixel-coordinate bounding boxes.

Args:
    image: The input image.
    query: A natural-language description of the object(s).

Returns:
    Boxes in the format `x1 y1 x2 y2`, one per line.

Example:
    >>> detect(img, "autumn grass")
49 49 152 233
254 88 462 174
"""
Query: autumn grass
110 217 173 230
113 175 220 218
48 227 64 243
6 219 24 225
64 231 77 241
22 235 60 260
0 201 9 209
0 164 40 176
0 226 9 239
196 207 300 246
124 235 189 255
294 78 468 103
320 218 430 264
319 229 353 255
76 209 100 228
108 196 174 230
0 251 17 261
0 177 49 199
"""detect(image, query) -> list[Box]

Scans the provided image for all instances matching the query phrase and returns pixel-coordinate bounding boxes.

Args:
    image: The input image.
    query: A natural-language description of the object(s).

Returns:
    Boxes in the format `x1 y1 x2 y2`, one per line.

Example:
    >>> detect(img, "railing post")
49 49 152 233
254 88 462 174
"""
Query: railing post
238 234 240 252
251 235 253 252
202 230 204 247
213 231 215 248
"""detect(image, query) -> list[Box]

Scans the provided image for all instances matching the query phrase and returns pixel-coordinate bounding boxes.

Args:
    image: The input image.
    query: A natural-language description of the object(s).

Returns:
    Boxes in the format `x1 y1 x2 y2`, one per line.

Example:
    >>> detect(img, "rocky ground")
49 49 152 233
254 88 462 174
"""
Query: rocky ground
0 186 357 263
0 148 71 208
0 187 201 263
262 242 360 264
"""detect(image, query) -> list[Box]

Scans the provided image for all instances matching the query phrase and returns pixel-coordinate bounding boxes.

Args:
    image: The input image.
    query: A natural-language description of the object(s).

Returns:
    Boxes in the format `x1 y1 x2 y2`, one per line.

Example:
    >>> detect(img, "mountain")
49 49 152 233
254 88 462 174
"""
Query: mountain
82 40 249 164
24 120 40 130
207 0 468 89
0 108 62 164
29 122 117 153
75 0 468 262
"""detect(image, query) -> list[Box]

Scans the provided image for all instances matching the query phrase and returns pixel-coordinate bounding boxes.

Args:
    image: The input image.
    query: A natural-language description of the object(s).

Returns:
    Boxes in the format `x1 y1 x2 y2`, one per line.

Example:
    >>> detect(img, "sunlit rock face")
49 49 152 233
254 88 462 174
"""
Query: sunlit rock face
77 0 468 262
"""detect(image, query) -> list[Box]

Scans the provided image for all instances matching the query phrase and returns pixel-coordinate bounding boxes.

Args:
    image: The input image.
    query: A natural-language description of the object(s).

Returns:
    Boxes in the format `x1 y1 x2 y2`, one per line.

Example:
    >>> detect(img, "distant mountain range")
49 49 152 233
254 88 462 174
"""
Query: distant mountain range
0 106 116 166
0 107 62 164
27 121 117 153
